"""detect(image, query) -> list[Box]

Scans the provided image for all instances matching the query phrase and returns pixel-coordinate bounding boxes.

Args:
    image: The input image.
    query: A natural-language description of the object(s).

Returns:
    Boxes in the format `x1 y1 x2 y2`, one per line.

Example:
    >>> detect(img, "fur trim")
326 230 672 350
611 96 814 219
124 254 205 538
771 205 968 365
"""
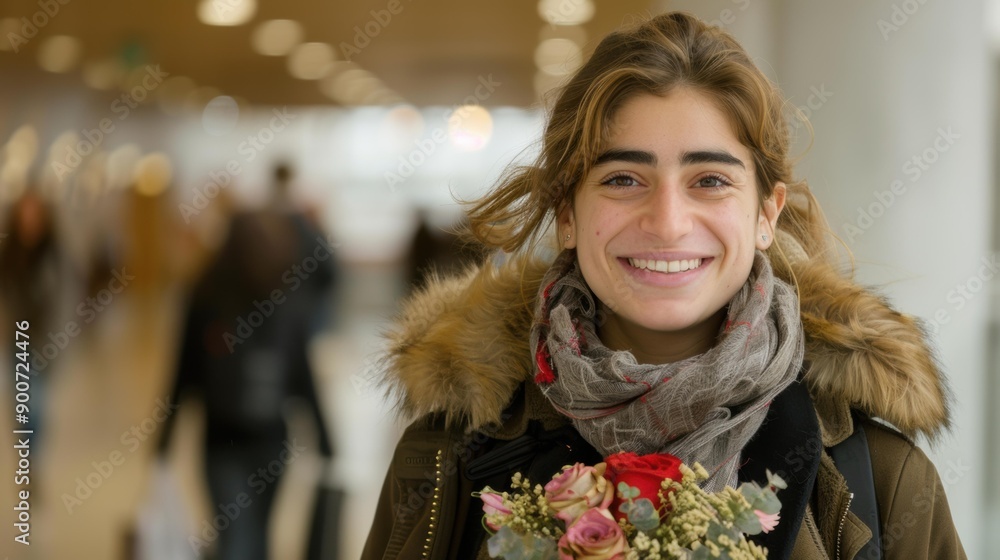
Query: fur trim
796 258 950 440
380 253 952 442
379 257 549 429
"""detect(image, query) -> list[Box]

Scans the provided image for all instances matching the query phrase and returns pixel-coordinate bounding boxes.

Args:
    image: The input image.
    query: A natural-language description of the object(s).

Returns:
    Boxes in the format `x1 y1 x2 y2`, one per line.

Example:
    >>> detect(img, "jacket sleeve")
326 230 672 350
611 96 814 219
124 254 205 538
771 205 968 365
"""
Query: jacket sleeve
867 423 967 559
156 304 204 456
361 415 460 560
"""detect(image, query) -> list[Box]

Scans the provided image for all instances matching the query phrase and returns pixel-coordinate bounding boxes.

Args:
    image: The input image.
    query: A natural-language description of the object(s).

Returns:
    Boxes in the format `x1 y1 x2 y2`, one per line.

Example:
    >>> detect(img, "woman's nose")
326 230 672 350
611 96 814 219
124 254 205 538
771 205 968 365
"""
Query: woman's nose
638 183 693 241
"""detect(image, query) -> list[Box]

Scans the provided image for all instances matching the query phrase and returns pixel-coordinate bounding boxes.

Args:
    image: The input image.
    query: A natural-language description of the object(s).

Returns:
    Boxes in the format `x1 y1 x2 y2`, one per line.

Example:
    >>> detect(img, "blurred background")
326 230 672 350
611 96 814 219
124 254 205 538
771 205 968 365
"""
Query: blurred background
0 0 996 558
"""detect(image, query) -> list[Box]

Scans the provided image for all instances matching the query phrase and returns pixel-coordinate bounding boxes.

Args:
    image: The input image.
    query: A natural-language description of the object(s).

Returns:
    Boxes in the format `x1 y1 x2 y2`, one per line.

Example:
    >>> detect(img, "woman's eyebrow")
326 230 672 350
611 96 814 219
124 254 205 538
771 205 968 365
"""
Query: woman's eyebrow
593 148 657 166
593 148 746 169
680 149 745 169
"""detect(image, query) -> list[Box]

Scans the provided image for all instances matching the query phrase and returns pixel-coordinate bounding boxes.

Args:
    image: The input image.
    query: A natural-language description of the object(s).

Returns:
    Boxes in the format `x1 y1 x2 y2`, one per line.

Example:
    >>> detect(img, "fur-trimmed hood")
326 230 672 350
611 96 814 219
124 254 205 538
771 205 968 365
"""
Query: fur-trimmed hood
380 251 951 445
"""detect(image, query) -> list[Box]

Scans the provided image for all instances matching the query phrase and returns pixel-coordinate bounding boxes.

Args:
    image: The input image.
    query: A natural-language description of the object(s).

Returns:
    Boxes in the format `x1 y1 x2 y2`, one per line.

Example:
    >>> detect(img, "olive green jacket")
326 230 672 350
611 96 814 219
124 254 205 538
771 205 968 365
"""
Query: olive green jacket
362 255 966 559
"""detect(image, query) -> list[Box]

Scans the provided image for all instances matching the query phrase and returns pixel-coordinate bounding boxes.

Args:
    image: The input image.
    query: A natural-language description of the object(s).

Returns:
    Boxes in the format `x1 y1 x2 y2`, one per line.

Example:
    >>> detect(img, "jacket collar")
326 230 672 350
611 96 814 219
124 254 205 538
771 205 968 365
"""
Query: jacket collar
379 252 952 445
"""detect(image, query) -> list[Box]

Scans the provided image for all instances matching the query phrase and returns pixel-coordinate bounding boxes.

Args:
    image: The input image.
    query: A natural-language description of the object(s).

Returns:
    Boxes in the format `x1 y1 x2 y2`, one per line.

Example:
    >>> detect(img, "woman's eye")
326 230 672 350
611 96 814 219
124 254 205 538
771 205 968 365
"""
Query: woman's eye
601 174 639 188
696 174 731 189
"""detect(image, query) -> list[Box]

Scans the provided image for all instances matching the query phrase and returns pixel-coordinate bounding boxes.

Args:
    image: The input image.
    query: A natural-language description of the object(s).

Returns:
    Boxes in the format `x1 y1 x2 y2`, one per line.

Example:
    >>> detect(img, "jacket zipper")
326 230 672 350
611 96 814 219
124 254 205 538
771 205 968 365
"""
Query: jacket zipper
835 492 854 560
422 449 444 559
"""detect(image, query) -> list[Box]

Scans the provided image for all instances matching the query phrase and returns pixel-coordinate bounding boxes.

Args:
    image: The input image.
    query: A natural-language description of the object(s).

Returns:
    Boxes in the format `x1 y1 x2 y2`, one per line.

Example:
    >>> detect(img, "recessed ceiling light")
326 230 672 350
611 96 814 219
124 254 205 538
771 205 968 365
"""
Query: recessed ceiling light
537 0 594 26
198 0 256 26
287 42 335 80
534 38 582 76
322 67 380 103
252 19 303 56
37 35 81 73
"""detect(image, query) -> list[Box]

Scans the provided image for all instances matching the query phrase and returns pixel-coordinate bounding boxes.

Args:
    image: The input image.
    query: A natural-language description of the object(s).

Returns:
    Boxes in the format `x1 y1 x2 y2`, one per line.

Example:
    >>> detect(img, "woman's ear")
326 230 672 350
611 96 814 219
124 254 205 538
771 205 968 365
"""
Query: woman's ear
557 202 577 249
756 182 786 251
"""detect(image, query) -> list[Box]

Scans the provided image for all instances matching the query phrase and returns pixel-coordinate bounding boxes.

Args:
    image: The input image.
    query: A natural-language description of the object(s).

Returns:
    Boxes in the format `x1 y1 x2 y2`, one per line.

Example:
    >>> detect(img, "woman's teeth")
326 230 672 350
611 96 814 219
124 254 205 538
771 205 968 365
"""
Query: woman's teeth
627 257 702 273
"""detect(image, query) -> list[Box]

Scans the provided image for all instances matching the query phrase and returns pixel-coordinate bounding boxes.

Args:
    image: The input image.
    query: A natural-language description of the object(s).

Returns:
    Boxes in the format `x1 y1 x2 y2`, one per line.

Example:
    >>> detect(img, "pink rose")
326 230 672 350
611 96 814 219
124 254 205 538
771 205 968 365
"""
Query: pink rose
478 489 512 531
754 509 780 533
544 463 615 525
557 508 628 560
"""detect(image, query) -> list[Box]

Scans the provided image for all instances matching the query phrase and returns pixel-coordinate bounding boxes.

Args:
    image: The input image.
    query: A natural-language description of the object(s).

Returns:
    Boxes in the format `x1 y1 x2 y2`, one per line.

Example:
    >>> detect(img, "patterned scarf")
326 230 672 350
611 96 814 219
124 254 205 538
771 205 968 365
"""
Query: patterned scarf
530 250 804 491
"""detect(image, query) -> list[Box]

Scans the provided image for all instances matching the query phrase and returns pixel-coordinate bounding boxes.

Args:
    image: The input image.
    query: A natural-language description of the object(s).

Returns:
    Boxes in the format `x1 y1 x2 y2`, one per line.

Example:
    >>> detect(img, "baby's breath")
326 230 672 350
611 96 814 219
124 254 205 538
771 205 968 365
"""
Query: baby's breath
481 461 777 560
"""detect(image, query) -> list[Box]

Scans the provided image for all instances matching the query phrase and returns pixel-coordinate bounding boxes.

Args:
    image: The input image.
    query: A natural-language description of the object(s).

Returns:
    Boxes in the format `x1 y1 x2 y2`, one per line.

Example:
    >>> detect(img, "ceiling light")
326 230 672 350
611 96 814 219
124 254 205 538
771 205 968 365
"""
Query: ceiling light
448 105 493 151
133 153 173 197
322 68 380 104
535 38 582 76
198 0 256 26
287 42 335 80
537 0 595 26
37 35 81 73
252 19 303 56
202 95 240 136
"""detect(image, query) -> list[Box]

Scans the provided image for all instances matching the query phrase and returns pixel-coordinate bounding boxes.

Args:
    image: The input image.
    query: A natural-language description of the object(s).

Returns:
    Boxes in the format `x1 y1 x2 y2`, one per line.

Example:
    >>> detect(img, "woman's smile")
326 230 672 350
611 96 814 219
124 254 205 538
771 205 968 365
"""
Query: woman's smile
618 255 714 287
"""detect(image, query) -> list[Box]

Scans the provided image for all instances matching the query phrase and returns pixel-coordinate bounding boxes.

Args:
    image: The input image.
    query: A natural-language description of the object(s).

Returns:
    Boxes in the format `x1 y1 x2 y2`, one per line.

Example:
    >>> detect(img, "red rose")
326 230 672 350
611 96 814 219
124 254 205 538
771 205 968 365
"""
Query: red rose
604 452 683 522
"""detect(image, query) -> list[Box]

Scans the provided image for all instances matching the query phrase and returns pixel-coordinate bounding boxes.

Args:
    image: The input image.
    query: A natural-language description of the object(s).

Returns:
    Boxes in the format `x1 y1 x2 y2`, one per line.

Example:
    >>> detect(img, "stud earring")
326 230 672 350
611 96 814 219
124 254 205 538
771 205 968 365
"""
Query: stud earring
565 234 571 241
761 234 768 242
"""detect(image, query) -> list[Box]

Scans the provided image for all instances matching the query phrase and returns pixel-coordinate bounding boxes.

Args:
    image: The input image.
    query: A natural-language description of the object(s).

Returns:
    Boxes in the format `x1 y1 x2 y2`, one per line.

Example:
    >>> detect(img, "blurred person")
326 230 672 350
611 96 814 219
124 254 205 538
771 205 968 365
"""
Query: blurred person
119 154 185 305
362 12 964 559
269 161 338 334
156 177 337 560
404 209 484 295
0 188 78 459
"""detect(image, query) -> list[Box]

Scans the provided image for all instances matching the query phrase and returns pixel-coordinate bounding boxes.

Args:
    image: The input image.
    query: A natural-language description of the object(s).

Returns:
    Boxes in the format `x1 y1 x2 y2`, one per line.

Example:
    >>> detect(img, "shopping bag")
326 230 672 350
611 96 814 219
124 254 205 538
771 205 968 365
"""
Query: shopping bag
305 485 345 560
133 461 198 560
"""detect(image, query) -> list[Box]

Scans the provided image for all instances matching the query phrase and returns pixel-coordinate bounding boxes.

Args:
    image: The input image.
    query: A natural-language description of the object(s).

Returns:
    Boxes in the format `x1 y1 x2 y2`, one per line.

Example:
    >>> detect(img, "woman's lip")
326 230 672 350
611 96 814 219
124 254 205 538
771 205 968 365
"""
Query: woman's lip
617 256 713 286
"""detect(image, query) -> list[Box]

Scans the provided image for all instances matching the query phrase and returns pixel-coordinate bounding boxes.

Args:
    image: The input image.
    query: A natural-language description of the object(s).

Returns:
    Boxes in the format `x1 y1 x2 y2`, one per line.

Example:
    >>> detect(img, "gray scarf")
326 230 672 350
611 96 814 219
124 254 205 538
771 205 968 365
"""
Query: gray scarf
530 250 803 492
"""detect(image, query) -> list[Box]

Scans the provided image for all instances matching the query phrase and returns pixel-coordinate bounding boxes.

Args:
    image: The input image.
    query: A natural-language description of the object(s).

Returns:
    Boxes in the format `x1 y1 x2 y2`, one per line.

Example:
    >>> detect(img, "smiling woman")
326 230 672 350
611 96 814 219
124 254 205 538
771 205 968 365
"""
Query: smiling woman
362 11 966 560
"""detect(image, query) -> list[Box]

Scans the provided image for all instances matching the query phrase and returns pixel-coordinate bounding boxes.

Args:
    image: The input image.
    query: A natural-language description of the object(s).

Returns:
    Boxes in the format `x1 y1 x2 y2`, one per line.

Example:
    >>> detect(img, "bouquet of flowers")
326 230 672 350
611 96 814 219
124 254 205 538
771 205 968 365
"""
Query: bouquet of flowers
475 452 786 560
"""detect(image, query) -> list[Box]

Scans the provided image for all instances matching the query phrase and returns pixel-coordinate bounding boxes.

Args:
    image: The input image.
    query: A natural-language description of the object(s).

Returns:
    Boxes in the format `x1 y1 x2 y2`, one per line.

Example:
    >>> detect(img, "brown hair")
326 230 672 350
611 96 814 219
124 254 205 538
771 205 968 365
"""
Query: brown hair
464 11 839 289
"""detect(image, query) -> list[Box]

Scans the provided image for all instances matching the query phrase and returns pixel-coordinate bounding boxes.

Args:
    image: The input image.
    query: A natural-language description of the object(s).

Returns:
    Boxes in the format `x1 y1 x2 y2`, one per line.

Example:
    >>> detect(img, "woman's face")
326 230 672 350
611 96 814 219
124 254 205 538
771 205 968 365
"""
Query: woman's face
561 88 785 347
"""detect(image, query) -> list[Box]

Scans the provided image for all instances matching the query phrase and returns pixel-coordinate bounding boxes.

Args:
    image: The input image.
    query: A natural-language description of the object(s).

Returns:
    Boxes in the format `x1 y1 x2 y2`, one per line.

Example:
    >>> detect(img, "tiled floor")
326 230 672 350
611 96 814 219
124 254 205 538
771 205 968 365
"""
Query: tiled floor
0 263 405 560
